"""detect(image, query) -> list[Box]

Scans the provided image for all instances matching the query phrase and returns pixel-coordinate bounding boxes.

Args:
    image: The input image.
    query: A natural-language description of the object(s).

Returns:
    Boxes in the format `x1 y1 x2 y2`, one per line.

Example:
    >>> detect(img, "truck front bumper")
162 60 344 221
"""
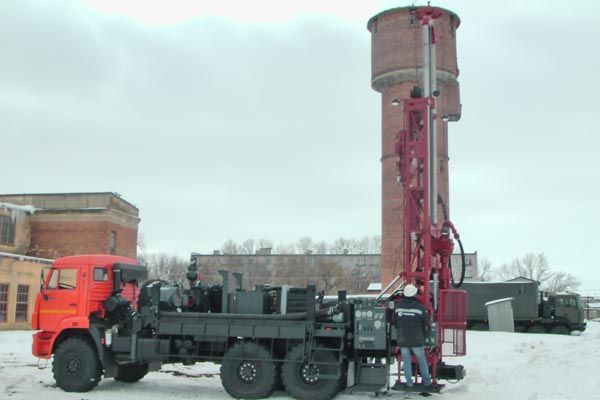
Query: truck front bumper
32 331 55 359
576 322 587 332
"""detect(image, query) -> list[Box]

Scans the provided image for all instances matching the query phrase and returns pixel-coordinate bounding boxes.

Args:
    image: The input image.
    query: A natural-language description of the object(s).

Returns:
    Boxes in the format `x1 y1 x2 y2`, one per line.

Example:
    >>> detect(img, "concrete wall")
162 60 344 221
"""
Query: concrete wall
0 255 51 330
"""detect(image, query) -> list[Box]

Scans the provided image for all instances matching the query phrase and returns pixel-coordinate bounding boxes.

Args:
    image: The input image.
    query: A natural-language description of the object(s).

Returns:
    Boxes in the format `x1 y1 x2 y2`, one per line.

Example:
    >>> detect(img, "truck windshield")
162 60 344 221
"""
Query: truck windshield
46 268 77 290
556 296 579 308
567 297 578 308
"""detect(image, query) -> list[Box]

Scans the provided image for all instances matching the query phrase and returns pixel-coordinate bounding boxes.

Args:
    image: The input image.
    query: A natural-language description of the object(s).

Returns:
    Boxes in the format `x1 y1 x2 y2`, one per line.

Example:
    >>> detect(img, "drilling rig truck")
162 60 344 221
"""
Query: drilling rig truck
32 253 465 399
32 6 468 399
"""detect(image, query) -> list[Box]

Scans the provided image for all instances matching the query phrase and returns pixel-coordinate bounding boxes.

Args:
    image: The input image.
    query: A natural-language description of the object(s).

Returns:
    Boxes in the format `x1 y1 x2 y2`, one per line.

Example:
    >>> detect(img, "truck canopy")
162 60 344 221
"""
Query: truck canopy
462 281 540 320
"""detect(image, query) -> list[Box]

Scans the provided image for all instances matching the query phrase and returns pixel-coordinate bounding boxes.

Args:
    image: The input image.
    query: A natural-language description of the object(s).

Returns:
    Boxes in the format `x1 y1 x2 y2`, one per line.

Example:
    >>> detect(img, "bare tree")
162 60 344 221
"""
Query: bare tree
490 253 581 293
544 272 581 292
512 253 553 284
477 257 494 282
371 235 382 254
221 239 240 255
241 239 255 254
311 259 345 293
257 238 273 251
137 232 147 265
495 262 516 281
274 243 296 254
296 236 314 254
331 237 356 254
356 236 370 254
356 235 382 254
314 241 328 254
146 253 189 286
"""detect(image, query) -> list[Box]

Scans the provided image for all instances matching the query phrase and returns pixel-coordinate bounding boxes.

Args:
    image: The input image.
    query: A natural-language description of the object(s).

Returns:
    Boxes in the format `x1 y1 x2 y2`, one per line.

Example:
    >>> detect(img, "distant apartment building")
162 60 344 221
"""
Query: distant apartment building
192 249 381 294
191 250 478 295
0 192 139 330
450 251 479 281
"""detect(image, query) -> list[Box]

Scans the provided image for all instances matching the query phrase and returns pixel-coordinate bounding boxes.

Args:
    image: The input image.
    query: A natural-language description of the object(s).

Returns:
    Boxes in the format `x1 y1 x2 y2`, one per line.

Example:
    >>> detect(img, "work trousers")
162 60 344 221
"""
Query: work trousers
400 346 431 386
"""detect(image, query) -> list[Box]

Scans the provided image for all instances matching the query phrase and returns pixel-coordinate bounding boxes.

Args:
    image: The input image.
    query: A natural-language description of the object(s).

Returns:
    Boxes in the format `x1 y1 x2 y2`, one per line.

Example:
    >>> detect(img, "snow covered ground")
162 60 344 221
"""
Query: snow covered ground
1 322 599 400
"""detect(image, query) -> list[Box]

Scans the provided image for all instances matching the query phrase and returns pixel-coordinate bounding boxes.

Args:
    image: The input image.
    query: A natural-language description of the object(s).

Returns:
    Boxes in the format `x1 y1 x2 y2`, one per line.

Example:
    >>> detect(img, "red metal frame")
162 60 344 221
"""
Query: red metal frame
392 6 466 384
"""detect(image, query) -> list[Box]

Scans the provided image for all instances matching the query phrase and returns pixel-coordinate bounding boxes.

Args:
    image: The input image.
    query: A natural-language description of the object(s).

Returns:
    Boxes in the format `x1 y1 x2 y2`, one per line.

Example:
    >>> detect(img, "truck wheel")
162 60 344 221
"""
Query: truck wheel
114 363 149 382
527 325 547 334
52 337 102 392
220 343 277 399
550 325 571 335
471 323 489 331
282 345 340 400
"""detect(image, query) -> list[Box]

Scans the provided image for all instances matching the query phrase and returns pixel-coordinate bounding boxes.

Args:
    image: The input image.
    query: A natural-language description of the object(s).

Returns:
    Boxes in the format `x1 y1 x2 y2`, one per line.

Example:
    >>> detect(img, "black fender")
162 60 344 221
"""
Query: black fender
88 325 118 377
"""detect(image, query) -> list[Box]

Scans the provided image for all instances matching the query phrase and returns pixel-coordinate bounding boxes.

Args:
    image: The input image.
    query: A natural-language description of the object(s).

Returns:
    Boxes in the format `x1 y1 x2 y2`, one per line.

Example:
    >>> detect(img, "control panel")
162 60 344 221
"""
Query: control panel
353 301 389 350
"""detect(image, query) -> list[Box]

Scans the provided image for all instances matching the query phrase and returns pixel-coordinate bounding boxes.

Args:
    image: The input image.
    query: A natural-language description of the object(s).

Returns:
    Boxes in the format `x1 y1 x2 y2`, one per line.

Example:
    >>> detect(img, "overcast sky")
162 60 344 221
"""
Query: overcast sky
2 1 600 290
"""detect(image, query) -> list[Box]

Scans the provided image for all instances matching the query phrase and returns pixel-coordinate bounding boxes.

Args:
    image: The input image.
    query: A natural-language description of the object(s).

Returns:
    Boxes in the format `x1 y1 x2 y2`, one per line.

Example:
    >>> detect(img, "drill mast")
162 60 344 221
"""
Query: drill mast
394 6 467 381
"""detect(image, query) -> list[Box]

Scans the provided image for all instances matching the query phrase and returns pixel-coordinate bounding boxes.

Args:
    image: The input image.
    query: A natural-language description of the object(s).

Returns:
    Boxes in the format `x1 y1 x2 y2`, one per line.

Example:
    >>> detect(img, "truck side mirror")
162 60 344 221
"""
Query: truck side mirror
40 268 49 300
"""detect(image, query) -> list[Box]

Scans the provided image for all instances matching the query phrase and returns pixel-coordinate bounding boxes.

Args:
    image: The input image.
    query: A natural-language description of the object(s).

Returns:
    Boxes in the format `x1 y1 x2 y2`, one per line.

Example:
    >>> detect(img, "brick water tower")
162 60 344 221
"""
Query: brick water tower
367 6 461 286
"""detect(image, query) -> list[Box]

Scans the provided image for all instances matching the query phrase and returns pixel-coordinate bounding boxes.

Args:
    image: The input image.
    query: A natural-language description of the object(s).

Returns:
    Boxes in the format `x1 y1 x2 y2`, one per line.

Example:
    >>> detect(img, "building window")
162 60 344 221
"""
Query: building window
0 283 8 322
0 215 16 245
109 231 117 254
15 284 29 322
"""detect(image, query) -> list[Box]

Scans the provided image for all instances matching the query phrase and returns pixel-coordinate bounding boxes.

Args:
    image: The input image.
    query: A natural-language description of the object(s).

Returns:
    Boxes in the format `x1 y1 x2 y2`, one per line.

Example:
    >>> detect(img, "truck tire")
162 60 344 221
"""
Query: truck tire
52 336 102 392
220 342 277 399
527 325 547 334
114 363 149 382
550 325 571 335
282 345 340 400
471 323 489 331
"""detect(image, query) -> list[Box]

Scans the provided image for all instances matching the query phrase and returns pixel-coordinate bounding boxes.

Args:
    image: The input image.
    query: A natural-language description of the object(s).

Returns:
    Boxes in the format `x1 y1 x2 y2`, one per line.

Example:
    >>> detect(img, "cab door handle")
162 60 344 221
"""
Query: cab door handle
68 303 77 307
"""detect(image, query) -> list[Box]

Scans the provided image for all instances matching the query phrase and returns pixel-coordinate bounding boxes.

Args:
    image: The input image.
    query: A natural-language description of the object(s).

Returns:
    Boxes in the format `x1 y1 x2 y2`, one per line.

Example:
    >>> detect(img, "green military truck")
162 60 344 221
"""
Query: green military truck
461 281 586 334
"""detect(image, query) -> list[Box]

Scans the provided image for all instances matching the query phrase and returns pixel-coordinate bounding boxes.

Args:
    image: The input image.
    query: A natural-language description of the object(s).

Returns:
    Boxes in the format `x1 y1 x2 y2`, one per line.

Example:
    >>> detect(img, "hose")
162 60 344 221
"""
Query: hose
450 238 466 288
159 304 341 321
438 194 466 288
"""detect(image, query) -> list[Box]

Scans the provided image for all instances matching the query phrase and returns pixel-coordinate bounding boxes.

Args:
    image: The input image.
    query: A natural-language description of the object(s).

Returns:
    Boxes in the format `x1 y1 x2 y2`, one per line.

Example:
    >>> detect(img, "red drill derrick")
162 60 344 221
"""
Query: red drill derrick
393 6 467 383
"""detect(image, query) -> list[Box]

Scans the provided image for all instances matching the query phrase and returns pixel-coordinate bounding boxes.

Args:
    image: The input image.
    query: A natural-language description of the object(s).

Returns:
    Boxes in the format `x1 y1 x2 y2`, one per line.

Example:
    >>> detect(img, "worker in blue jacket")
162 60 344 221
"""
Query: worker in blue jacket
393 283 432 388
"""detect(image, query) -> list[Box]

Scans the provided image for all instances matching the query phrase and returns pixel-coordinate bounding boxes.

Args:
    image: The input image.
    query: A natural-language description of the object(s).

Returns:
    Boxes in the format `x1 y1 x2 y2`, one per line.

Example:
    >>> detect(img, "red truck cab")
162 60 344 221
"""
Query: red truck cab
32 254 143 359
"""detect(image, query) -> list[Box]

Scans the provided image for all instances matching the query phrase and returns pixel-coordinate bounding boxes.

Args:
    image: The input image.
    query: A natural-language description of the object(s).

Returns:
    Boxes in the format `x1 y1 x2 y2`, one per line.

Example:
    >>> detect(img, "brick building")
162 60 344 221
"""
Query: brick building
0 192 139 330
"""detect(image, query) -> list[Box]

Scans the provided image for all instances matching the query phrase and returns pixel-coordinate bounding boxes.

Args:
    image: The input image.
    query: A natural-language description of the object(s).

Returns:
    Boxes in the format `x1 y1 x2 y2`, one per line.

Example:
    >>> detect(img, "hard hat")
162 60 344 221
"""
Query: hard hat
403 284 418 297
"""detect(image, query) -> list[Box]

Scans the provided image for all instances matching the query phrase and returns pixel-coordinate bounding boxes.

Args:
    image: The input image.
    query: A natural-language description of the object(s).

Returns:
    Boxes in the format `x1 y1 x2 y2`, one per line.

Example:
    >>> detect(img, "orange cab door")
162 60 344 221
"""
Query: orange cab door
38 266 81 332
